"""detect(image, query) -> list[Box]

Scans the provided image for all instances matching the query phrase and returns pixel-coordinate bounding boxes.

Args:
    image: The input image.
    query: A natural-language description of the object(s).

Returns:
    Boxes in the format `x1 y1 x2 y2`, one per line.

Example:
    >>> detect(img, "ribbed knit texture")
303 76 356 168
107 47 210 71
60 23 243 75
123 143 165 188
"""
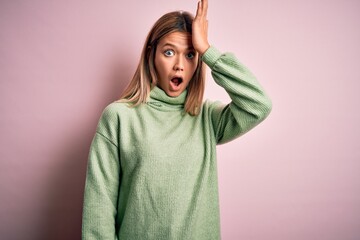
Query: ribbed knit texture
82 46 272 240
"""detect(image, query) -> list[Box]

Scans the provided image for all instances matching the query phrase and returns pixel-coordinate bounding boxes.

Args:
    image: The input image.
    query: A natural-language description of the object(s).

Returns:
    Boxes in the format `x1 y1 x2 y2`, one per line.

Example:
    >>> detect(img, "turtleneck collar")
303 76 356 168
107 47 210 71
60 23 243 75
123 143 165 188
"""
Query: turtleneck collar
147 86 187 110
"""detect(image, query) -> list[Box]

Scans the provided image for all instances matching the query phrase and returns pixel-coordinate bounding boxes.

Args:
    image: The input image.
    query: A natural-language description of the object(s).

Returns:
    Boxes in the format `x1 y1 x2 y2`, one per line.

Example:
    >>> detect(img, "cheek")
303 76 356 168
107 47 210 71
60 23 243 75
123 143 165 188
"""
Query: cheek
155 55 170 76
187 61 198 77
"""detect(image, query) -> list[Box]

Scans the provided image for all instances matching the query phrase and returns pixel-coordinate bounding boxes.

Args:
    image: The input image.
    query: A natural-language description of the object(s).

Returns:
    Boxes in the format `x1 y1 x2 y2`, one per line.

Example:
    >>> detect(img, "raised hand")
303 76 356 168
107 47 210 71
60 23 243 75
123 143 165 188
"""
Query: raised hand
192 0 210 55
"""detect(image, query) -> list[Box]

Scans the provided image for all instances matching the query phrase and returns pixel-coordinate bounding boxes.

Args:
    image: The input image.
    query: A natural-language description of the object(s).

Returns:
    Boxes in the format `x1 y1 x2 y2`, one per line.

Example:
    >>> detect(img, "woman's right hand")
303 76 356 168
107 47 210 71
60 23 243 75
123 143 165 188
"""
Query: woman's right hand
192 0 210 55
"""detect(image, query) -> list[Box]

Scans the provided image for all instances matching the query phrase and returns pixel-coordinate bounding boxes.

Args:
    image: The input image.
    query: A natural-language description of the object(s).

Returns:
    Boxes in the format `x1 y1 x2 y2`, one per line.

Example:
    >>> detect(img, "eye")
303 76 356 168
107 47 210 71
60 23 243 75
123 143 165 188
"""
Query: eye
164 49 175 57
186 51 196 59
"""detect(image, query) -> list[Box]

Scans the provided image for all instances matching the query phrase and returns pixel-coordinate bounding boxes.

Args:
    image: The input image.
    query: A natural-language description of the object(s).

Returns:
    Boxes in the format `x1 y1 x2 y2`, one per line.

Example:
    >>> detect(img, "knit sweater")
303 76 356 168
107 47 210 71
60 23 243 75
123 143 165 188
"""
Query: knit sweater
82 46 272 240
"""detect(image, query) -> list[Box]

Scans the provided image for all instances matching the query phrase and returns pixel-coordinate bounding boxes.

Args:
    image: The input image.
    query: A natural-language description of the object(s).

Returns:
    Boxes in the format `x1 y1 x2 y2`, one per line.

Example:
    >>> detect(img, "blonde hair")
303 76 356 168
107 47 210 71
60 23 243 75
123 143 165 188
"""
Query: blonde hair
118 11 205 116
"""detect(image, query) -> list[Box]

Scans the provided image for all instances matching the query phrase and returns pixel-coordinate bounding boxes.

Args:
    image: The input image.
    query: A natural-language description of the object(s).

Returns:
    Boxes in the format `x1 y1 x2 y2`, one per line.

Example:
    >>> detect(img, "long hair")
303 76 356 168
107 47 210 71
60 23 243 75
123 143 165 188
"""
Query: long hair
118 11 205 116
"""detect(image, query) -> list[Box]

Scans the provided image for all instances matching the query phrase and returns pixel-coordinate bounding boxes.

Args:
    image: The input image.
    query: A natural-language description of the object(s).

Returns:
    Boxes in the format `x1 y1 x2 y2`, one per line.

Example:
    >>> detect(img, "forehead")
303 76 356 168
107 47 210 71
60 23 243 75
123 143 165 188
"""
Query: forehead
158 32 193 49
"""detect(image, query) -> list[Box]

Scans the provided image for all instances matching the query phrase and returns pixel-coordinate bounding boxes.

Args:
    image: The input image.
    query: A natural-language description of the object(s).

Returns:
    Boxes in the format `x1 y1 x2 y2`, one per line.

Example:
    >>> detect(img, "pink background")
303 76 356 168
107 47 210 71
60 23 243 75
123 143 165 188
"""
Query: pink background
1 0 360 239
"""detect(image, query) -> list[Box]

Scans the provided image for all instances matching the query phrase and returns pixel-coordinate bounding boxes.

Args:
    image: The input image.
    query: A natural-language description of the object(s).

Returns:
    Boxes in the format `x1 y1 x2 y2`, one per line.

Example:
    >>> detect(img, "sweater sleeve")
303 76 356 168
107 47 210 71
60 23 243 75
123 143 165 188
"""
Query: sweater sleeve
202 46 272 144
82 104 120 240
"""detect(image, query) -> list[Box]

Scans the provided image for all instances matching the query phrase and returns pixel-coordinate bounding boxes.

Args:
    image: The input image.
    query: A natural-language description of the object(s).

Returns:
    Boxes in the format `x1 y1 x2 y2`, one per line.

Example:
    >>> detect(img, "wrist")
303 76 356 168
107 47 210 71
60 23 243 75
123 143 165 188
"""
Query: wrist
198 43 210 55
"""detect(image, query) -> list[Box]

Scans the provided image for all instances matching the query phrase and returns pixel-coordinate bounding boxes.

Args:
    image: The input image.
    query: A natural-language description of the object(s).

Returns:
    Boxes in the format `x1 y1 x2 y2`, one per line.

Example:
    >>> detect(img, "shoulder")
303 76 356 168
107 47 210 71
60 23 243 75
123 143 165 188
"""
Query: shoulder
100 101 134 121
96 101 136 131
201 99 229 123
202 99 226 112
94 101 138 143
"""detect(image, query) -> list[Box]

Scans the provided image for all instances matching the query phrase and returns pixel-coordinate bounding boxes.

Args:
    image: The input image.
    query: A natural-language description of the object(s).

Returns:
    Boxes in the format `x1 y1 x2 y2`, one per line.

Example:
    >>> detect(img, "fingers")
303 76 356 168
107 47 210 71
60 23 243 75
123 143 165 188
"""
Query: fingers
202 0 208 18
195 1 202 18
195 0 208 19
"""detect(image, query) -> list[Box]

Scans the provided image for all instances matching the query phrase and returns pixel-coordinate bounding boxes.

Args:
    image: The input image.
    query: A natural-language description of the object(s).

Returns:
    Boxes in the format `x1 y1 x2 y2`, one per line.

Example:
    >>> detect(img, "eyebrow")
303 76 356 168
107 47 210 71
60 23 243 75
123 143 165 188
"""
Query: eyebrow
161 43 195 51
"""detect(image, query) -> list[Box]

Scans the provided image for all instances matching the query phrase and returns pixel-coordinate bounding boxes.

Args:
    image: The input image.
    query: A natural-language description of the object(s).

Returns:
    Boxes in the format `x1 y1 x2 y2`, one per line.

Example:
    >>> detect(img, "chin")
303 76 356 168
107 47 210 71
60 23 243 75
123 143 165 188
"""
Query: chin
165 90 182 97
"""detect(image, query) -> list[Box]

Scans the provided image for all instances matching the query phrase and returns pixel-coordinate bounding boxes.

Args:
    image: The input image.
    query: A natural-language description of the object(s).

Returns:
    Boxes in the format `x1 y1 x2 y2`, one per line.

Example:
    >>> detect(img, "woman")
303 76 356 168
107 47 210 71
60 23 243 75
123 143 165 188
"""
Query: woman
82 0 272 239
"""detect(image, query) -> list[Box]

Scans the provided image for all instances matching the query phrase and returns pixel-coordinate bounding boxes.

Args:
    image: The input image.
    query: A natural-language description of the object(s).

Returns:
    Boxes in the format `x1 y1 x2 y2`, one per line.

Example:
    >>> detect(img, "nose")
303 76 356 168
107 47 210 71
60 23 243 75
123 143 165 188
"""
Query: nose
173 56 184 71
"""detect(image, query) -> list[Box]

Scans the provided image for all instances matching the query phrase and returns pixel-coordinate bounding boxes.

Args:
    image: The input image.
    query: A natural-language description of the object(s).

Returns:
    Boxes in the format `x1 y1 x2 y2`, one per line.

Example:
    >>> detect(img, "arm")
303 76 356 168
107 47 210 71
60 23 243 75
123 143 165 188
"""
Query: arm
82 105 120 240
192 0 271 144
202 46 272 144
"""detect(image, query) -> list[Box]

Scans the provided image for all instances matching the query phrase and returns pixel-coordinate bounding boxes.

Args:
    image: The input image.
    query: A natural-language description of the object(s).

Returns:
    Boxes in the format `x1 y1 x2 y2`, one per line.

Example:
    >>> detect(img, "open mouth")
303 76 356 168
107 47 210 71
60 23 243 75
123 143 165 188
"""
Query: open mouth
170 77 183 86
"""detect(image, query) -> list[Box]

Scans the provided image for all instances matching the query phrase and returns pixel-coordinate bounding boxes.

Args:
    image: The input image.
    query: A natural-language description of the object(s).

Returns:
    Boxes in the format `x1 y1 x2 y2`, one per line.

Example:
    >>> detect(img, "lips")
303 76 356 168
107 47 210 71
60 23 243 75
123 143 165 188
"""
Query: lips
168 76 183 91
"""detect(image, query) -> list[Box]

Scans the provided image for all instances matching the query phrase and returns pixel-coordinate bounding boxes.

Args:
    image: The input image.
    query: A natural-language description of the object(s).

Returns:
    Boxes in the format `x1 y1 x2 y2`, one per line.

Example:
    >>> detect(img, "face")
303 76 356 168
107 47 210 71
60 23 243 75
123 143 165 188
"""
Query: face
154 31 199 97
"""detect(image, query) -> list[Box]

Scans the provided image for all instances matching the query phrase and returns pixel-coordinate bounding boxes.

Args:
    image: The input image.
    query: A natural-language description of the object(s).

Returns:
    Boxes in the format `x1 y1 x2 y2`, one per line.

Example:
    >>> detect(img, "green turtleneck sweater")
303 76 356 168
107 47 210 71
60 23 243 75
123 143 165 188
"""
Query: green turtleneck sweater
82 46 272 240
